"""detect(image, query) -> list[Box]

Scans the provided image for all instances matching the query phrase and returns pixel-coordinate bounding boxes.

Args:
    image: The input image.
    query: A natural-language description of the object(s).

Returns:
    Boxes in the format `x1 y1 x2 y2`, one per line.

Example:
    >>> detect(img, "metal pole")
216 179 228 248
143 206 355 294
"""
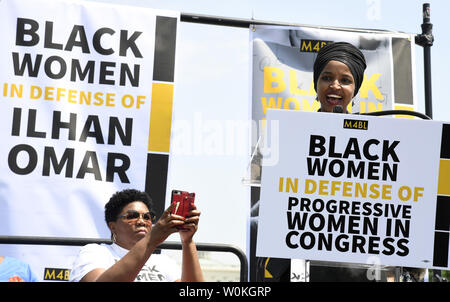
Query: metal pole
180 12 408 34
416 4 438 281
415 3 434 119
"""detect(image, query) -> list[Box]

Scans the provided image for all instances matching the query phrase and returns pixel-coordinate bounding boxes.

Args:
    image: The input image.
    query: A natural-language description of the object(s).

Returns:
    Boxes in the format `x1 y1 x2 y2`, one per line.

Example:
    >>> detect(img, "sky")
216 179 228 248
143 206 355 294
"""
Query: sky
84 0 450 259
91 0 450 121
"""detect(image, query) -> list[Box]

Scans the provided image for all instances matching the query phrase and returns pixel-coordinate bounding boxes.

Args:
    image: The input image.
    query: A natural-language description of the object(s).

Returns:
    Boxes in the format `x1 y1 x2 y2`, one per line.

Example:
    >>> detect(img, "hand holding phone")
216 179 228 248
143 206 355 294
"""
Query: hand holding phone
171 190 195 229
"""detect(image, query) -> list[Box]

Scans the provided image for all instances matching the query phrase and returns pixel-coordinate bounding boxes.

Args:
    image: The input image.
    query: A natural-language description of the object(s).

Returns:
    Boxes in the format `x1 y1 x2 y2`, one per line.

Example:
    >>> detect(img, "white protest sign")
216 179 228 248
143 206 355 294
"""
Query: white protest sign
256 109 450 270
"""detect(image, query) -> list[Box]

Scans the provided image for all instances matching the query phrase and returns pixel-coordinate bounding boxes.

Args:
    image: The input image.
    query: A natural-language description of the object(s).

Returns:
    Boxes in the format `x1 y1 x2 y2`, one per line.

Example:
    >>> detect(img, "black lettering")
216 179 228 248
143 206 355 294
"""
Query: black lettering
27 109 46 138
382 238 395 255
12 108 22 136
329 159 345 177
363 139 379 160
363 217 378 235
12 52 42 77
285 231 299 248
76 151 102 180
300 197 311 212
93 28 115 55
339 200 350 215
306 158 327 176
52 111 77 140
394 219 410 237
347 160 365 179
119 30 143 58
402 205 412 219
120 63 140 87
106 152 130 183
288 197 299 211
70 60 95 83
335 234 350 252
16 18 39 46
64 25 90 53
44 21 63 50
367 162 380 180
367 236 380 254
44 55 66 79
327 215 345 232
309 213 325 231
79 115 105 144
317 233 333 251
309 135 326 156
382 163 398 181
311 199 324 212
343 138 361 159
362 202 372 216
42 147 74 177
352 235 366 253
8 144 38 175
328 136 342 158
348 216 360 234
286 211 308 230
396 239 409 256
373 203 383 217
108 117 132 146
99 61 115 85
382 140 400 162
299 232 315 249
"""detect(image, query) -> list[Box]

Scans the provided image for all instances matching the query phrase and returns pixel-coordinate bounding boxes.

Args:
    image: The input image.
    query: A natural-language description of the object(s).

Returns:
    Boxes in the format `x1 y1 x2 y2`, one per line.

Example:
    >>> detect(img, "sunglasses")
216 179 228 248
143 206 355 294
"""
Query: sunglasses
117 210 155 223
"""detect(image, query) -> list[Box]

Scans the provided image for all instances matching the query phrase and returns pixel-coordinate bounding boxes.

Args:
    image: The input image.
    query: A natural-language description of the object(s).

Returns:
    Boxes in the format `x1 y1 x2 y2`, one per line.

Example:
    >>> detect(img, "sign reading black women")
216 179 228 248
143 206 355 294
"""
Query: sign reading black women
256 109 450 270
0 0 179 280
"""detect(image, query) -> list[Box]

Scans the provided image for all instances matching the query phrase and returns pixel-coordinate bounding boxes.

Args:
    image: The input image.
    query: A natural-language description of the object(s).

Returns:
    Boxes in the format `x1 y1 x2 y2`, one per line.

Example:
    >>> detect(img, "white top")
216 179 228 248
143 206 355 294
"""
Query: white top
69 243 180 282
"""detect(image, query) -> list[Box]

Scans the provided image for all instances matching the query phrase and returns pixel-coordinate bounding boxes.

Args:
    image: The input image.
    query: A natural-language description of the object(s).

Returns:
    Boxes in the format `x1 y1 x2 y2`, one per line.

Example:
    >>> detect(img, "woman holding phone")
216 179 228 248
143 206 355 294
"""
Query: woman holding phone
70 188 203 282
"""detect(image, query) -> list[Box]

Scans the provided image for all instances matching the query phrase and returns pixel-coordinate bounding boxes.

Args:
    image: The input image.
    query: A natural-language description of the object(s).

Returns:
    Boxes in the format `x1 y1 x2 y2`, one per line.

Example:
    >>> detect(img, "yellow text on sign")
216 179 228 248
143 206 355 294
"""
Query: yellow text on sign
263 67 384 101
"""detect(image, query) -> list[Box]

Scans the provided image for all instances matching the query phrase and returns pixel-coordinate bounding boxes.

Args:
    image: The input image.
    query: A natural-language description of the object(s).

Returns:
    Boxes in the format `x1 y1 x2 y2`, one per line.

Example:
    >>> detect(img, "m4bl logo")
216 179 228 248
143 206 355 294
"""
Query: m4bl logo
343 119 369 130
44 268 70 281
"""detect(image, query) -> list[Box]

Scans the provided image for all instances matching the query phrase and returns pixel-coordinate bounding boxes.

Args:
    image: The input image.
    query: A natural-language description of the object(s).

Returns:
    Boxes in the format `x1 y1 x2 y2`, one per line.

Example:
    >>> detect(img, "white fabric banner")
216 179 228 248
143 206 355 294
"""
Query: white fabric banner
0 0 179 281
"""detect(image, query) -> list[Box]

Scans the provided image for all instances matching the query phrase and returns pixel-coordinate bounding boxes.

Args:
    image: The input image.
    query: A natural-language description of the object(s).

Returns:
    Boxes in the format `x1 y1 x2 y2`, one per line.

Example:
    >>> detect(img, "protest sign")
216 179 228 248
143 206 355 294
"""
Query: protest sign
257 109 449 270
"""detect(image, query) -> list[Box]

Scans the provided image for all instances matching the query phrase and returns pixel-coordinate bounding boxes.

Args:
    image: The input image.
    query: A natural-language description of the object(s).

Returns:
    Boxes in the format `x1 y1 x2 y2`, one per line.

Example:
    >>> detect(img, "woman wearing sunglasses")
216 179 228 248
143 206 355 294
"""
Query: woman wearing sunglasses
70 189 203 282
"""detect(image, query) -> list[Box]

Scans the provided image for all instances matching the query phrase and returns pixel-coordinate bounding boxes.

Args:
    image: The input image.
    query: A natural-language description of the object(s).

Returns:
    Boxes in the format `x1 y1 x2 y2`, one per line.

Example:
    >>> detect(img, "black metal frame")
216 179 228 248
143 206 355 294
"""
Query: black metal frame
415 3 434 119
0 235 248 282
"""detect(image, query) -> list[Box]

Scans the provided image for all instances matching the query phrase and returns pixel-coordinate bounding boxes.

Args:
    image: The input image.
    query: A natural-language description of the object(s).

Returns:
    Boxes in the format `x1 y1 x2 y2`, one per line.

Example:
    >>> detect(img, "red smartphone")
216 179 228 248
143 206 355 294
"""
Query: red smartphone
171 190 195 229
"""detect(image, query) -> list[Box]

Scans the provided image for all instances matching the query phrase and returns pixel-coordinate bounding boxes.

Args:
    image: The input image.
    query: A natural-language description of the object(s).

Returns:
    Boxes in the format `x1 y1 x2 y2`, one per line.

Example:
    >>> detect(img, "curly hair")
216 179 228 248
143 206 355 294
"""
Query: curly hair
104 189 154 224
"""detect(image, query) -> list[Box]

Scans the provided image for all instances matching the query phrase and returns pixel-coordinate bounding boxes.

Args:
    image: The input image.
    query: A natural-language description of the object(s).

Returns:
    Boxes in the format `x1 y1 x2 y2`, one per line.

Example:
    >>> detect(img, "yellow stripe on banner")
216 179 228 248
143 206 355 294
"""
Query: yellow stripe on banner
437 159 450 196
148 82 174 153
394 105 414 119
264 258 273 278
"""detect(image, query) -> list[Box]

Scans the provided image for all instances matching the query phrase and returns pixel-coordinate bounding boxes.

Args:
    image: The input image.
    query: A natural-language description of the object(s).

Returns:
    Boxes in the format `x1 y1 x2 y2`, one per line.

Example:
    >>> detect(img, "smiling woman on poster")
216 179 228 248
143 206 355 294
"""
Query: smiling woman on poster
314 41 366 114
309 41 395 281
310 41 371 281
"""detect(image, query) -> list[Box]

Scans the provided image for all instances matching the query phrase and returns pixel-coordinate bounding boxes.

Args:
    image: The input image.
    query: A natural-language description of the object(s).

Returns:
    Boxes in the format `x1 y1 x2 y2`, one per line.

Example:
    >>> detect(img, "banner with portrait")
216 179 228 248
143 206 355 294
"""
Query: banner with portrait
247 25 418 281
249 25 417 184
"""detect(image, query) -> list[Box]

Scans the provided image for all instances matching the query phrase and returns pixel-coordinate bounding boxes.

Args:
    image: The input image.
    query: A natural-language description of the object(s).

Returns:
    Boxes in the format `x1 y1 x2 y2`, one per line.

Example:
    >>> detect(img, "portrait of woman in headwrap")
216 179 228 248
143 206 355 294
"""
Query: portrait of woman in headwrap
310 42 374 281
313 41 367 113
